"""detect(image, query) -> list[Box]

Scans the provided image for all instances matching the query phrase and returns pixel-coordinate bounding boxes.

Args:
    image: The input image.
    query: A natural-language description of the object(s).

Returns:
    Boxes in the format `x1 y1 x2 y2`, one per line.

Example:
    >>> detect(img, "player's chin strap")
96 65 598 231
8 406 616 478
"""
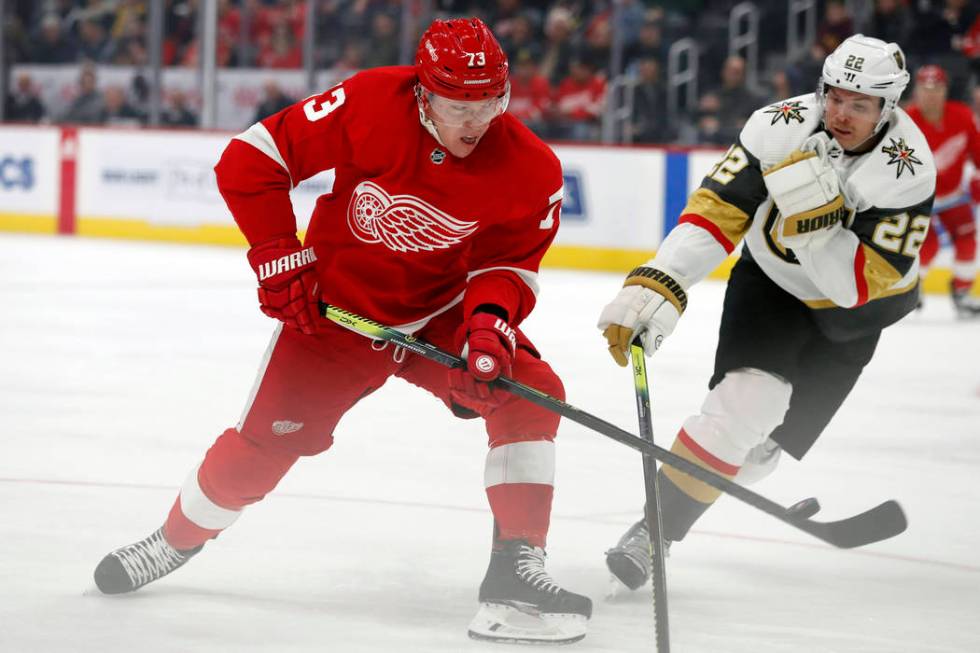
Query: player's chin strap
318 301 908 550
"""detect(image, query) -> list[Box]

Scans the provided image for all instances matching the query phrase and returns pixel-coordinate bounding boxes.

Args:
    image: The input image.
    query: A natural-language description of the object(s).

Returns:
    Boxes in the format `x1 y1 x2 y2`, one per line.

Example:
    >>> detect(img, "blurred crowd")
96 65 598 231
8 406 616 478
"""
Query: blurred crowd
6 0 980 143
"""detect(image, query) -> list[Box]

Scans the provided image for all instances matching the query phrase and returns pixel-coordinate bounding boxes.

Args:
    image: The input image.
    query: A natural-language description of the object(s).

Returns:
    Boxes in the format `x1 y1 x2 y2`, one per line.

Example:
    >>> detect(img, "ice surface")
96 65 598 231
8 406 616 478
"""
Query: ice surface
1 234 978 652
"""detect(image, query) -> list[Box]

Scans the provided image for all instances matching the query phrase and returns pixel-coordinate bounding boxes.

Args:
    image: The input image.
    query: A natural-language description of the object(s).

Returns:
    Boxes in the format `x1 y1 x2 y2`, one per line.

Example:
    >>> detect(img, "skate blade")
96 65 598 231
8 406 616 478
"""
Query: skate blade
467 602 587 645
605 572 642 600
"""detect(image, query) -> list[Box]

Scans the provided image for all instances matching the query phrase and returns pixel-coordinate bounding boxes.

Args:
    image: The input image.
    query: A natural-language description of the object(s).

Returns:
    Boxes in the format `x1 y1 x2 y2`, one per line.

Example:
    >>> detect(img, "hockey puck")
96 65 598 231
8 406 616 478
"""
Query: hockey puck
786 497 820 519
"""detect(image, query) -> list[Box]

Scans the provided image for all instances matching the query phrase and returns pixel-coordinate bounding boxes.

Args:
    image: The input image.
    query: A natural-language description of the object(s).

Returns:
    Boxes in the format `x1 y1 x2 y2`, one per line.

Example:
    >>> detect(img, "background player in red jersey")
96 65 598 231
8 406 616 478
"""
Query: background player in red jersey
907 65 980 317
92 18 590 645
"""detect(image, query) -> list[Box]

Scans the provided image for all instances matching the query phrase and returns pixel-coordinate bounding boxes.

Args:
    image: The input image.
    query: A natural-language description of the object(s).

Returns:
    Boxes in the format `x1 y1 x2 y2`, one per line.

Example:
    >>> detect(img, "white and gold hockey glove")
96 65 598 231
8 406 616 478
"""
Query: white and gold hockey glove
764 134 847 250
597 266 687 366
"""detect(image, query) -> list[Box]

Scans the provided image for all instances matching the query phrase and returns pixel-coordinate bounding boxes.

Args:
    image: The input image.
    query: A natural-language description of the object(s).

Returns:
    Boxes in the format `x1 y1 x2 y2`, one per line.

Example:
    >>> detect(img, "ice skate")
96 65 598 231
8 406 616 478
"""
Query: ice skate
951 283 980 318
468 540 592 645
605 518 669 592
94 528 203 594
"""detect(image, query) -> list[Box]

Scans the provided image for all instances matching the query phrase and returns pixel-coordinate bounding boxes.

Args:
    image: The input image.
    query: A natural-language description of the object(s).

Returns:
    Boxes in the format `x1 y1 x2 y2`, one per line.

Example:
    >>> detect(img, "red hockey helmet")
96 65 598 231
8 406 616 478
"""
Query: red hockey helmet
915 65 948 88
415 18 509 101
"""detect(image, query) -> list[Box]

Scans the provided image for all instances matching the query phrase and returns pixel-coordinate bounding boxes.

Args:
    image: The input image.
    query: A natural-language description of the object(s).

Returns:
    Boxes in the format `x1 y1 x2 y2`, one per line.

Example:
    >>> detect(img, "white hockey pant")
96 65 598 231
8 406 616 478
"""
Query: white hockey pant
682 368 792 484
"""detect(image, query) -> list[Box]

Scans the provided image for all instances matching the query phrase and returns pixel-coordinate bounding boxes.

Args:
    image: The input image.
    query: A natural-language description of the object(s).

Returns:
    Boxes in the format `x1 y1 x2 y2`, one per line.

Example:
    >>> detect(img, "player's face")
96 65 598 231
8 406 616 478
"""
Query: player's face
823 86 881 151
425 92 507 158
914 83 947 114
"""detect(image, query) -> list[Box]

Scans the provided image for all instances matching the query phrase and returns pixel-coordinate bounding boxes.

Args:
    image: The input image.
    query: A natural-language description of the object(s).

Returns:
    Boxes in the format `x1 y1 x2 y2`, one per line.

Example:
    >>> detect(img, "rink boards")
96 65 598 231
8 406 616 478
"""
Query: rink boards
0 123 970 292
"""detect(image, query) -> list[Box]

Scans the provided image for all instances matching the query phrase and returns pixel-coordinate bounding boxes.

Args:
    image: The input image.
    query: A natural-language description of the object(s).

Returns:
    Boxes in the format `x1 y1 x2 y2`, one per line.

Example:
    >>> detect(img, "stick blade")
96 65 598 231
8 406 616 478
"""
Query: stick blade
799 500 907 549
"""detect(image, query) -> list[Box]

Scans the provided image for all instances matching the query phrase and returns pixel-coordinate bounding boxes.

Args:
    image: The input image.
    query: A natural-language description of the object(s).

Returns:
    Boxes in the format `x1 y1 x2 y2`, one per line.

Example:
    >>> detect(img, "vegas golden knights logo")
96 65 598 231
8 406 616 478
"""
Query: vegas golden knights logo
881 138 922 178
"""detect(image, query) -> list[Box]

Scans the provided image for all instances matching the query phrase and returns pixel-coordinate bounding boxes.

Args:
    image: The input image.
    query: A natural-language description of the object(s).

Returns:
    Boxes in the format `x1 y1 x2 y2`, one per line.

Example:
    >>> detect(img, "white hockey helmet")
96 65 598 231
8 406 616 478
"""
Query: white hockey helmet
819 34 910 134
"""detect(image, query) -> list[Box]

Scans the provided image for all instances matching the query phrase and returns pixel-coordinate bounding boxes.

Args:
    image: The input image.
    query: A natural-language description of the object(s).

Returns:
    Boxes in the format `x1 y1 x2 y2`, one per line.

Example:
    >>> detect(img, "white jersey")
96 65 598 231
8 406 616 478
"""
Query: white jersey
651 93 936 340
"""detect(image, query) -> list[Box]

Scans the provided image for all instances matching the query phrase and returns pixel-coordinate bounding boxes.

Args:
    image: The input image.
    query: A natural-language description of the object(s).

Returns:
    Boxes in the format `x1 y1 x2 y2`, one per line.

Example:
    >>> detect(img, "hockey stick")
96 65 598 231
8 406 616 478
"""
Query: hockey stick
630 342 670 652
320 303 907 549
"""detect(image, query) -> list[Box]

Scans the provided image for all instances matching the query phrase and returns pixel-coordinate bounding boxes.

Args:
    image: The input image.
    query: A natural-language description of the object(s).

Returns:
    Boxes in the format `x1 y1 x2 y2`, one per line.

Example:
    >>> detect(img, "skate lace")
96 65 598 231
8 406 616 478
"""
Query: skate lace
515 545 560 595
114 530 187 588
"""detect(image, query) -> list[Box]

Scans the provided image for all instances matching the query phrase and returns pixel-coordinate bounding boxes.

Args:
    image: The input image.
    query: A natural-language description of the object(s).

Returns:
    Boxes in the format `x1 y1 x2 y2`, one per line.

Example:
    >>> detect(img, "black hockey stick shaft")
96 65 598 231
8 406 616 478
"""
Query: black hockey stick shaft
320 303 907 549
630 342 670 652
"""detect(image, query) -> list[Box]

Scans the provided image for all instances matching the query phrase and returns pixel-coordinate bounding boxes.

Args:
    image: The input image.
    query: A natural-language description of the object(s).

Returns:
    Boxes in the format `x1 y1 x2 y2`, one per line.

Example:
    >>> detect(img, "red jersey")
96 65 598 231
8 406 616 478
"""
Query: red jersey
906 100 980 201
555 75 606 121
215 66 563 331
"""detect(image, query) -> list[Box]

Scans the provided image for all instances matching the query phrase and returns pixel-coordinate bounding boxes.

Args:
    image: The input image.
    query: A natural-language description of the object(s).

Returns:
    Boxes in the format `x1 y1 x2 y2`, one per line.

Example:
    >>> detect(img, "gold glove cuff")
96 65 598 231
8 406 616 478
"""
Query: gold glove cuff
623 267 688 316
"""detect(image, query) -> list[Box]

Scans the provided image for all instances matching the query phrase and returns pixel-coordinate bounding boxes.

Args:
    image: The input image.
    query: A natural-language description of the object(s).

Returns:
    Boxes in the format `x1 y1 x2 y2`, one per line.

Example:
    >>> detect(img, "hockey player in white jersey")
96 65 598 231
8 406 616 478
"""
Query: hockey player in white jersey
598 35 936 590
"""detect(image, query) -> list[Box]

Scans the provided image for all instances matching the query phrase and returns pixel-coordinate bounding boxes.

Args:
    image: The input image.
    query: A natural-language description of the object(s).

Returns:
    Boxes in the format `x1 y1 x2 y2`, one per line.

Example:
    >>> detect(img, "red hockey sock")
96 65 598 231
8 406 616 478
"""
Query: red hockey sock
487 483 553 548
163 498 223 551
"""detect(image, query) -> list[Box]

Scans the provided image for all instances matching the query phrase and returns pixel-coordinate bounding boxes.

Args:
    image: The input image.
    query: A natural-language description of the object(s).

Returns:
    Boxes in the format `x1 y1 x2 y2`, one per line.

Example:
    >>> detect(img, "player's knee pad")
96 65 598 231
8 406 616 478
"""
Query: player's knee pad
486 356 563 443
683 368 792 465
199 428 299 509
733 438 782 485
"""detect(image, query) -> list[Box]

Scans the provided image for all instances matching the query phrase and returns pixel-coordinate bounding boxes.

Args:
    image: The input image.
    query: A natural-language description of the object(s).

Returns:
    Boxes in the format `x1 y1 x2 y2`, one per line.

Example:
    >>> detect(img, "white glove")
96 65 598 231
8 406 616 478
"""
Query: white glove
764 135 846 250
763 147 840 217
597 267 686 366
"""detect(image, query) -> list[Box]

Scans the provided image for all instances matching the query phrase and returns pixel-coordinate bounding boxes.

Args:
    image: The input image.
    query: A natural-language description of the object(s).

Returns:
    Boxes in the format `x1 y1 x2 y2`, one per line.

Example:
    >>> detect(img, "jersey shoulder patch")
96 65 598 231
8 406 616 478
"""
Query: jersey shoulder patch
844 108 936 210
739 93 822 167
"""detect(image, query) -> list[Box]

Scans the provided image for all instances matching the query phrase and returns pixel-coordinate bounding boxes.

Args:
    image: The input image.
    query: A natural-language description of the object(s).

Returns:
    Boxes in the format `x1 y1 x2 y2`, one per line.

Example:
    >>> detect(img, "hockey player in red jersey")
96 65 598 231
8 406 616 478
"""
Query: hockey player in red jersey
598 35 936 590
92 18 591 645
906 65 980 317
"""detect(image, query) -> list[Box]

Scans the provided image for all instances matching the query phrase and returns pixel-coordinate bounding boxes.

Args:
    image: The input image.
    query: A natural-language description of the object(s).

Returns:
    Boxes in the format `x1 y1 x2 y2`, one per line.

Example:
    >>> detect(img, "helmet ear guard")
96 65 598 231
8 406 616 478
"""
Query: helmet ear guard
818 34 910 135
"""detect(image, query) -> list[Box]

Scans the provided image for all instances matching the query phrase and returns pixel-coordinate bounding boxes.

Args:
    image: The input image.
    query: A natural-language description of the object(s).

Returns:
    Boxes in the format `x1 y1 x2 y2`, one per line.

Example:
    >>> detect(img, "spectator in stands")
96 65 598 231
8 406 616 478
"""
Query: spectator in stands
162 90 199 127
61 64 104 124
629 57 672 144
817 0 854 53
693 91 728 145
553 56 606 141
163 0 198 65
486 0 532 41
767 69 792 104
507 49 553 137
500 13 543 64
609 0 649 48
2 7 33 65
362 12 400 69
76 18 110 62
129 73 151 118
110 0 147 41
331 40 366 77
105 11 149 65
539 6 577 86
625 18 666 72
707 55 764 143
31 13 78 64
3 73 47 123
253 80 295 123
102 85 145 127
787 42 827 96
582 13 612 76
910 0 975 100
868 0 913 47
257 16 302 69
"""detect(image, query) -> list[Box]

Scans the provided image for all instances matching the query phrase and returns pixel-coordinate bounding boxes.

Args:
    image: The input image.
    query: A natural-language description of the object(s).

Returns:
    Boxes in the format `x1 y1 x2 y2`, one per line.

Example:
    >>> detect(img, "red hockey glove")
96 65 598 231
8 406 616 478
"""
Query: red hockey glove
449 312 518 412
246 237 320 335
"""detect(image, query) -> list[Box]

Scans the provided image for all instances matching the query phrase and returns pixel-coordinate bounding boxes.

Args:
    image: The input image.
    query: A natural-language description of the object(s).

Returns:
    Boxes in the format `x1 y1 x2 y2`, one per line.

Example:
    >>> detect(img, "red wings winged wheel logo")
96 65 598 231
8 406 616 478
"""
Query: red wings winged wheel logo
347 181 479 252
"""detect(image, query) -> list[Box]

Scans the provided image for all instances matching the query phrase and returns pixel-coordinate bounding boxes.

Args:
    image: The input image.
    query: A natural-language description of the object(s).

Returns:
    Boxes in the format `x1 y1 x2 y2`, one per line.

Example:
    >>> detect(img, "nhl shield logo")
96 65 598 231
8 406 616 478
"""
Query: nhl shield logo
430 148 446 164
